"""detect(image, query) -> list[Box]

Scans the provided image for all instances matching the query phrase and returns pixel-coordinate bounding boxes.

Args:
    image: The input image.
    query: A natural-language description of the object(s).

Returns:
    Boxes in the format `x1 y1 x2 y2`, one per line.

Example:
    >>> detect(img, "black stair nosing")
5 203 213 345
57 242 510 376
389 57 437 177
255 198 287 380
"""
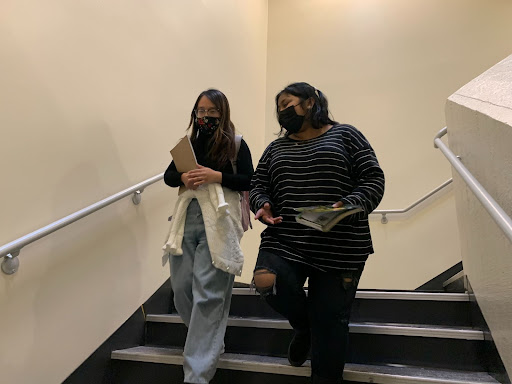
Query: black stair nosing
111 346 499 384
145 314 484 341
231 288 470 302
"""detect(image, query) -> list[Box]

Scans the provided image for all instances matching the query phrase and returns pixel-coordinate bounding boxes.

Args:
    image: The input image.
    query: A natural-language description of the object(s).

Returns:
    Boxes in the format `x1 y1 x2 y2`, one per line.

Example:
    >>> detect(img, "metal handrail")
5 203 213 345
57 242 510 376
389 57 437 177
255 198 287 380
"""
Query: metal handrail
1 172 165 275
434 126 512 243
373 179 453 224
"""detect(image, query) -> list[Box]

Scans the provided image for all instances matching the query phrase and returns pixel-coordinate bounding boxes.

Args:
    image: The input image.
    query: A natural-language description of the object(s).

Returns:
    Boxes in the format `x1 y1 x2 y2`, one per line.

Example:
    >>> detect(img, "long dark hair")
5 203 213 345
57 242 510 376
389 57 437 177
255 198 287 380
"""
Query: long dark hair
187 89 236 168
275 82 337 135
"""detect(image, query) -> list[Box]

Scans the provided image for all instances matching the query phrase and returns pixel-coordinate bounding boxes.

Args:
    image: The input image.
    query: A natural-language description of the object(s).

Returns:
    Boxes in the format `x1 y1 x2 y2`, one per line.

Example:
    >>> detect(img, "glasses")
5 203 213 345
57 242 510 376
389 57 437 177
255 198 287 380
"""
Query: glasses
195 108 221 118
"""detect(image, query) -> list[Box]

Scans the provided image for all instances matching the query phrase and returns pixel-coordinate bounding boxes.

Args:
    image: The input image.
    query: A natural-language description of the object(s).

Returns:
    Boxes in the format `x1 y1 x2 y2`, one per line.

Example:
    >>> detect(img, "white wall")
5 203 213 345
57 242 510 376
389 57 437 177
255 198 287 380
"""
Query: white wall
265 0 512 289
0 1 268 383
446 54 512 377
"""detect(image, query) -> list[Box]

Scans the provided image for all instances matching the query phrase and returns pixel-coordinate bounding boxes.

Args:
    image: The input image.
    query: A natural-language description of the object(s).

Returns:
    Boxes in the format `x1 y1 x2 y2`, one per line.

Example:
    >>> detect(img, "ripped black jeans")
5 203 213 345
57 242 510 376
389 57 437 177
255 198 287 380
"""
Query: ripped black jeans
254 250 364 384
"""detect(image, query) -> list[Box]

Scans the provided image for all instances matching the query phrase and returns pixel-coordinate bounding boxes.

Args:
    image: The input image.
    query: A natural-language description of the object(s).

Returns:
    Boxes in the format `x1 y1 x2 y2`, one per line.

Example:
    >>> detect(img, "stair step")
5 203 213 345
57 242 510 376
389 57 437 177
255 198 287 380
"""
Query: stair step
146 314 484 340
112 346 500 384
145 314 487 371
225 289 473 326
232 288 470 301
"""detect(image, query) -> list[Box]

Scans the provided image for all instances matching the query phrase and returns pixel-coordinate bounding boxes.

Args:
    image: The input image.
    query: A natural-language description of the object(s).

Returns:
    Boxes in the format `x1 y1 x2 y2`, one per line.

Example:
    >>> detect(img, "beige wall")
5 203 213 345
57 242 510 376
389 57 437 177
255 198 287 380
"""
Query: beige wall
2 1 512 382
0 1 268 383
265 0 512 289
446 54 512 377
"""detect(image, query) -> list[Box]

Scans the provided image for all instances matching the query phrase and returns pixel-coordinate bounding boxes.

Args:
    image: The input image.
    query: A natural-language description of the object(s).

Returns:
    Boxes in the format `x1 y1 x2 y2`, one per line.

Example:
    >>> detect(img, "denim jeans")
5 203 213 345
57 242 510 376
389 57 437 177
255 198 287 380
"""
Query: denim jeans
254 250 363 384
170 199 235 384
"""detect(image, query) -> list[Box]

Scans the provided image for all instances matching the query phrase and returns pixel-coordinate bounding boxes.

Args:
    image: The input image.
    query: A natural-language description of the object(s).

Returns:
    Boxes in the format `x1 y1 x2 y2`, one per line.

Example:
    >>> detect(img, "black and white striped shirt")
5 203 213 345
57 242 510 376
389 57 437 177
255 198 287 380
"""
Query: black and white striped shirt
249 124 385 272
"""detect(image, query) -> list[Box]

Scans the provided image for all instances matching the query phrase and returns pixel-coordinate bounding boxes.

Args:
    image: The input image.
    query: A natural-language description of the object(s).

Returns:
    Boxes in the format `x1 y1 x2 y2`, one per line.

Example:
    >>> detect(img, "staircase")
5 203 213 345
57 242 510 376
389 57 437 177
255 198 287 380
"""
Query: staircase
111 287 500 383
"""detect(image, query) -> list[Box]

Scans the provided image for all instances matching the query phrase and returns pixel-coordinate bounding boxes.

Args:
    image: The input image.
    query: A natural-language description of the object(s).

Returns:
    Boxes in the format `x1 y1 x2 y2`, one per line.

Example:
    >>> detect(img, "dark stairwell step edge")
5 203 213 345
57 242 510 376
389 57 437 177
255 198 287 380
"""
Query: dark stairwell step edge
146 314 484 340
231 288 470 301
111 346 499 384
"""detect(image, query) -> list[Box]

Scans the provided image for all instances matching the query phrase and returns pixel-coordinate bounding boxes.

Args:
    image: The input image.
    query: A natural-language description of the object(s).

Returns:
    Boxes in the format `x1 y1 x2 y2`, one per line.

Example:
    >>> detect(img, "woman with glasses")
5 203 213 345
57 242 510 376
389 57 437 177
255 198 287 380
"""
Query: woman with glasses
163 89 253 384
250 82 385 384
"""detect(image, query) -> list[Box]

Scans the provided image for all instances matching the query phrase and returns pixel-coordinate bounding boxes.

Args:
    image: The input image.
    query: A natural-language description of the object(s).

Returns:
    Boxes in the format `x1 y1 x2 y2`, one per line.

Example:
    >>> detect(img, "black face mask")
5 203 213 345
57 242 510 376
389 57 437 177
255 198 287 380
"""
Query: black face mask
278 105 304 134
195 116 220 135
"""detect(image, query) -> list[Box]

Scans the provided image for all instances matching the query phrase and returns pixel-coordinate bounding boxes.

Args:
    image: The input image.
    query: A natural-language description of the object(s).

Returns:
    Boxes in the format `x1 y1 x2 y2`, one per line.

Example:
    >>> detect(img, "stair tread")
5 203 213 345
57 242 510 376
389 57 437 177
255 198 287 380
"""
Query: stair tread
232 288 470 301
112 346 499 384
146 313 484 340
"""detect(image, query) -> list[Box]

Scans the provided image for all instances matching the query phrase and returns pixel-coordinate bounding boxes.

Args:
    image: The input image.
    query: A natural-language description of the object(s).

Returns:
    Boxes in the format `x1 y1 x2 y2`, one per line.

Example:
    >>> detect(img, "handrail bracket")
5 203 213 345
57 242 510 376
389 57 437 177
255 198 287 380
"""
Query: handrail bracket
132 190 142 205
2 250 20 275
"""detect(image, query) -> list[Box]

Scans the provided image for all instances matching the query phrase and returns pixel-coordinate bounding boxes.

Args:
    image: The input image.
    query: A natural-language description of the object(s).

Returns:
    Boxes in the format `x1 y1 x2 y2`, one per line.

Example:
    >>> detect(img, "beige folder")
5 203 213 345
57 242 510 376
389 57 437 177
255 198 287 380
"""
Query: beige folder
170 136 198 194
170 136 198 172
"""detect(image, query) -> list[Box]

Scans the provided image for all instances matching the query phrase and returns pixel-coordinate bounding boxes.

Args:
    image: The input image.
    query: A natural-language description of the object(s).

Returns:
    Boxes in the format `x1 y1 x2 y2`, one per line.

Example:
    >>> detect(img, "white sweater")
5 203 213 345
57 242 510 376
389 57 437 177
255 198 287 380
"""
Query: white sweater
162 184 244 276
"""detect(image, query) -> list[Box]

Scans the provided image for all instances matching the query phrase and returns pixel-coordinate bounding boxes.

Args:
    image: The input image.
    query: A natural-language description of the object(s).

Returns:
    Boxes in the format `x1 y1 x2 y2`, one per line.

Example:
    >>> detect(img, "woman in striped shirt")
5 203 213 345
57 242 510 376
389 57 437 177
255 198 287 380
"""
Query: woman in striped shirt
250 82 385 384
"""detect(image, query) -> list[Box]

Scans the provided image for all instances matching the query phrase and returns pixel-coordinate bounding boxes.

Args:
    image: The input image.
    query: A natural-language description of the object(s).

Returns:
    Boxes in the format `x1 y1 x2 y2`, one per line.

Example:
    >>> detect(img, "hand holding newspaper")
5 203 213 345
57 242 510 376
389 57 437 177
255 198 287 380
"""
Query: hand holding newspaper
294 204 363 232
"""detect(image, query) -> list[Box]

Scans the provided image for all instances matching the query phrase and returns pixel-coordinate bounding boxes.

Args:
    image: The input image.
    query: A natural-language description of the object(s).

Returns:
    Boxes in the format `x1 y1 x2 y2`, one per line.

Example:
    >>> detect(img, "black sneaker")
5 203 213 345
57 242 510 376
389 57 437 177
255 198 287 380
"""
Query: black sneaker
287 330 311 367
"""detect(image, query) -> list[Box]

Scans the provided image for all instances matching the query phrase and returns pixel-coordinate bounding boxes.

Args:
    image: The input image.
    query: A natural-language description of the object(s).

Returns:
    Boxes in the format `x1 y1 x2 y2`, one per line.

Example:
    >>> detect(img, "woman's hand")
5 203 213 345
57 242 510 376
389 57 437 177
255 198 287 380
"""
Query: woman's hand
254 202 283 225
181 172 198 190
332 201 344 208
187 165 222 187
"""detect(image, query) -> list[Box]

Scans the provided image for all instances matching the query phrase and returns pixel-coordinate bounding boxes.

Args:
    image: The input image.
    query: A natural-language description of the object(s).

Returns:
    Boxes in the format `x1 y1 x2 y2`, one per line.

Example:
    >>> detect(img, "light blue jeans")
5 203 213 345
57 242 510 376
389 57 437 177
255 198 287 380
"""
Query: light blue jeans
170 199 235 384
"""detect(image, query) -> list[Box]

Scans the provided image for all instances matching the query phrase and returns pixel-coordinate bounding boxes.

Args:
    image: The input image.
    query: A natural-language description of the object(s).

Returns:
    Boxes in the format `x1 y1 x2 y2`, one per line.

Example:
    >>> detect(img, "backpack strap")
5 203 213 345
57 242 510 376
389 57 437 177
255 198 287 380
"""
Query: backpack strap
230 134 252 231
231 134 242 174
